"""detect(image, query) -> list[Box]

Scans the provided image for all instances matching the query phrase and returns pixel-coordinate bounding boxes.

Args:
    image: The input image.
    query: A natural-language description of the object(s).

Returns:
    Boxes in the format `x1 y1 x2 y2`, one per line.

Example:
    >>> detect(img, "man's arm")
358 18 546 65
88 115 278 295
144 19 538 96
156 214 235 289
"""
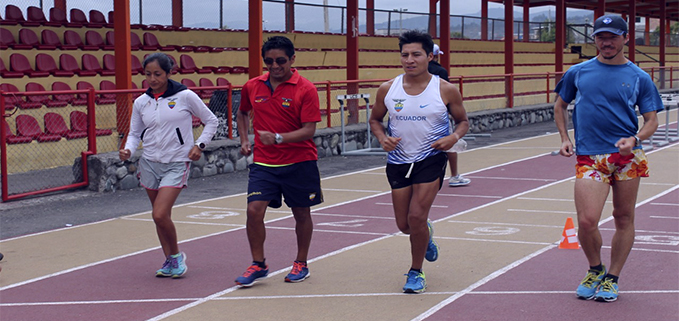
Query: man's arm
369 80 400 152
553 95 574 157
615 110 658 155
257 122 316 145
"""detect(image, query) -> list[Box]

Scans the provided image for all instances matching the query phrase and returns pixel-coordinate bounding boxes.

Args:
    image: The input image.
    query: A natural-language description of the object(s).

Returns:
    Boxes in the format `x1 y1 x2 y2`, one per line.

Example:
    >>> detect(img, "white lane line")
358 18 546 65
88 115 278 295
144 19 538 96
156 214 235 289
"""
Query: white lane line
465 176 558 182
438 194 503 199
650 216 679 220
121 217 245 227
312 212 394 220
650 203 679 207
448 220 563 229
468 290 679 295
506 209 577 214
323 188 384 193
517 197 573 202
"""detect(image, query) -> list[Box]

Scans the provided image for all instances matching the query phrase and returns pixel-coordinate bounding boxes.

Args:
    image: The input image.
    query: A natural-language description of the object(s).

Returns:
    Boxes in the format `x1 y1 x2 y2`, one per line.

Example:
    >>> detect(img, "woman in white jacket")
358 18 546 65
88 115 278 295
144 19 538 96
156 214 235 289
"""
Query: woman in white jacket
120 53 218 278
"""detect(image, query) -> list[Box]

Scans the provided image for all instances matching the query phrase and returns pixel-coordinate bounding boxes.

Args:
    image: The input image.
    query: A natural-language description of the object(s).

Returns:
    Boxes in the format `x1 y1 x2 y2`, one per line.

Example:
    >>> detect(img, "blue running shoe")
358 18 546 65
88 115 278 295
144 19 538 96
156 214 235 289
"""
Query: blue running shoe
425 220 439 262
594 277 619 302
156 257 172 277
235 263 269 287
403 270 426 293
285 261 310 283
170 252 187 278
575 266 606 300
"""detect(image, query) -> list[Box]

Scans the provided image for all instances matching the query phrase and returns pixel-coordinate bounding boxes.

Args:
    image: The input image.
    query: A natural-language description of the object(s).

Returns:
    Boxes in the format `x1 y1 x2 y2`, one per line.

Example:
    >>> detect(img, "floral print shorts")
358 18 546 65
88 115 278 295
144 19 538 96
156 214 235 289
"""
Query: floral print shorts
575 149 649 185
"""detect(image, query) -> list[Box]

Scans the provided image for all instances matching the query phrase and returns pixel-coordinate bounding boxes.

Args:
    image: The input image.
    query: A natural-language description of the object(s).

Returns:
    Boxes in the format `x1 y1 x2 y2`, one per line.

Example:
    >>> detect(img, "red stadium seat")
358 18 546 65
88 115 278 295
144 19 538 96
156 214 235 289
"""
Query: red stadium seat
75 81 94 104
3 119 33 144
179 54 212 74
16 115 62 142
88 10 108 28
60 53 97 76
0 83 24 108
86 30 112 50
191 115 202 127
82 54 114 76
130 32 143 50
41 29 73 50
142 32 176 51
69 8 90 27
216 77 231 87
70 111 112 136
102 54 116 74
5 4 40 27
45 112 88 139
27 6 59 26
181 78 197 87
0 57 24 78
98 80 117 104
26 82 68 108
19 28 57 50
52 81 76 105
10 53 50 77
131 55 143 74
36 53 74 77
64 30 98 50
49 7 75 27
198 78 216 99
141 79 149 89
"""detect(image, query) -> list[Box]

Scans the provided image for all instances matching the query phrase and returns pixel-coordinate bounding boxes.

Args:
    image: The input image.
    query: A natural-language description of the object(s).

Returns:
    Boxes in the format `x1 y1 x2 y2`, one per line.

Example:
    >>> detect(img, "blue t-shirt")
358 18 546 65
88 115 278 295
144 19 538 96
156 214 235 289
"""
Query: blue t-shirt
554 58 663 155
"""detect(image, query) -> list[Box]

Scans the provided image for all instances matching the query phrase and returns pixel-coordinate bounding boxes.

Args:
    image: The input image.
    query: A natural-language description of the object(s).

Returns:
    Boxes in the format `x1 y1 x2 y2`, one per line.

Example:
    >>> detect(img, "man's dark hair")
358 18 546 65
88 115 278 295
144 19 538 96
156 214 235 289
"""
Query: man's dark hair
262 36 295 58
398 30 434 55
143 53 174 74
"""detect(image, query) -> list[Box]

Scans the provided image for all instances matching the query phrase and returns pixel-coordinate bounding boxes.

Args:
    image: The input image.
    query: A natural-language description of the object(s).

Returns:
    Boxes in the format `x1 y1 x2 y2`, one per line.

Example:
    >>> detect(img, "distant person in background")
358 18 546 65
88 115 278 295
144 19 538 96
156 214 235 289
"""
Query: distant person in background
428 44 471 187
234 36 323 287
120 53 218 278
553 15 663 302
370 31 469 294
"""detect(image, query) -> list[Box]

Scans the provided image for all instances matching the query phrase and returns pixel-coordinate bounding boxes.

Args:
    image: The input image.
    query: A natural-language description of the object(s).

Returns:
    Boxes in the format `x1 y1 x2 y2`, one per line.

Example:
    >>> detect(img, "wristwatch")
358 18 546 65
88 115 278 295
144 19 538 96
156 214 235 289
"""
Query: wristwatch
274 133 283 144
633 135 641 147
196 142 206 150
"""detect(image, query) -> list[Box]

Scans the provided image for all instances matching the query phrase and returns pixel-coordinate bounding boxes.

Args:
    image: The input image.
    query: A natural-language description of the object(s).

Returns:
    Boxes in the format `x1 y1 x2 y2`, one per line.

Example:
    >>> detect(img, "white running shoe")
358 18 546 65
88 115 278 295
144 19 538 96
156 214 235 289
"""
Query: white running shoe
449 175 471 187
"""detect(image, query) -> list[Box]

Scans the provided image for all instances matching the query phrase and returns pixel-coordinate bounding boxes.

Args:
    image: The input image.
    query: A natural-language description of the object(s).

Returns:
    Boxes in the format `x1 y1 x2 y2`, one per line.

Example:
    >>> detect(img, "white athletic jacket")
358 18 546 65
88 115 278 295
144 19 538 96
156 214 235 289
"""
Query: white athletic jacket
125 79 218 163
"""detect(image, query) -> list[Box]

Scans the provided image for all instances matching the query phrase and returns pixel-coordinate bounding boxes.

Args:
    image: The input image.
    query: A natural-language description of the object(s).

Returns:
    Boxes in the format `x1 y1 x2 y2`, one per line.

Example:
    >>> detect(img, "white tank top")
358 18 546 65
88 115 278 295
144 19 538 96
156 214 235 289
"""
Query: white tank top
384 74 450 164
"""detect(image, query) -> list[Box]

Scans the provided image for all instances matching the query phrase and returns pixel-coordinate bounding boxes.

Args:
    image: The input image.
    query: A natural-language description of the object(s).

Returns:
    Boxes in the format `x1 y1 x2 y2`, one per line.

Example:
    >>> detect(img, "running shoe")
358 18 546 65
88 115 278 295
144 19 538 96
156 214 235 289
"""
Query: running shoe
449 175 471 187
235 263 269 287
285 261 310 283
170 252 187 278
575 265 607 300
594 277 619 302
155 257 173 277
425 219 439 262
403 270 426 293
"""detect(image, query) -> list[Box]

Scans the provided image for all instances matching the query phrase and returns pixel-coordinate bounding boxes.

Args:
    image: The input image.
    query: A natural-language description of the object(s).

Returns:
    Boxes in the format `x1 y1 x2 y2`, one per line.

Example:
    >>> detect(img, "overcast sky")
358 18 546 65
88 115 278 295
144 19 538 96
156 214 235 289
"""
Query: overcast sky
10 0 583 30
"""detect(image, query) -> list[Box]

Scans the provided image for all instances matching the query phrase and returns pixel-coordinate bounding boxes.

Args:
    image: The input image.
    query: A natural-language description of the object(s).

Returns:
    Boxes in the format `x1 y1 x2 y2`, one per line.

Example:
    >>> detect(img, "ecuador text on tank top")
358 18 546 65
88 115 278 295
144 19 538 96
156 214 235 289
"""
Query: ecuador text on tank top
384 74 449 164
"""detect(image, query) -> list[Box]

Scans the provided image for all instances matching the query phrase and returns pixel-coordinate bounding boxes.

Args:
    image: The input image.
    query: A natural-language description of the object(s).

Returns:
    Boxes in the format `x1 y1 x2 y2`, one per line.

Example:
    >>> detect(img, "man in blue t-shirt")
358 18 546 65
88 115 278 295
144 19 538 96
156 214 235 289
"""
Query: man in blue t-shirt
554 14 663 303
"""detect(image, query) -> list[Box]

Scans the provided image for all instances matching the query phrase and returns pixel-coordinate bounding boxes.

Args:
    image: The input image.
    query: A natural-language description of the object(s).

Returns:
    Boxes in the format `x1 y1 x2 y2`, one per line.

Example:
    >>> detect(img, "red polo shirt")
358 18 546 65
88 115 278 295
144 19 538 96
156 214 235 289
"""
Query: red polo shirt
240 69 321 165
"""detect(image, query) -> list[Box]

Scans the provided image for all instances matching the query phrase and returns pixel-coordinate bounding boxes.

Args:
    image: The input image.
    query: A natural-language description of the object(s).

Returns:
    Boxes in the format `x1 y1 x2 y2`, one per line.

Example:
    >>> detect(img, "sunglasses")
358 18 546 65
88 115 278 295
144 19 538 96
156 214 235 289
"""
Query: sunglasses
263 57 289 65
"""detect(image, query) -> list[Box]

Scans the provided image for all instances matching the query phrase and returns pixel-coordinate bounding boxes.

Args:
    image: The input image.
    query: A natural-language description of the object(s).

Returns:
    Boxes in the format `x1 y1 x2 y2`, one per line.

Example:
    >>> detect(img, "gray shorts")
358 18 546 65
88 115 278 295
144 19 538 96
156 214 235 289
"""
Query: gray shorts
138 158 190 190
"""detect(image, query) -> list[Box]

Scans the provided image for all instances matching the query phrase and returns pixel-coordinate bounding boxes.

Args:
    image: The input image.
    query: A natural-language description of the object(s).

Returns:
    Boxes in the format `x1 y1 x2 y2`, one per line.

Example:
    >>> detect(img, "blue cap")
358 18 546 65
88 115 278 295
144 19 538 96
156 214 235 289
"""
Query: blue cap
592 15 628 36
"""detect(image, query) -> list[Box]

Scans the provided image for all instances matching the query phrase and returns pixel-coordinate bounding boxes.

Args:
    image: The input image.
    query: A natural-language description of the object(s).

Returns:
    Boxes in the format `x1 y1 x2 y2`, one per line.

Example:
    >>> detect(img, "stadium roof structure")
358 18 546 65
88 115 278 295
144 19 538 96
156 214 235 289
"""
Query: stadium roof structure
488 0 678 22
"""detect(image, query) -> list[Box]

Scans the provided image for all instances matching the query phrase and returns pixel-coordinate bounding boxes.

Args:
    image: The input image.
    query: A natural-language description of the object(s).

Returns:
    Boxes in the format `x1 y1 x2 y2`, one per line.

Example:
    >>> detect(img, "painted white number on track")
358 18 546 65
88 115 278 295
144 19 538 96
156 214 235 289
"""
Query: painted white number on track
317 219 368 228
188 211 240 219
466 226 520 236
635 235 679 246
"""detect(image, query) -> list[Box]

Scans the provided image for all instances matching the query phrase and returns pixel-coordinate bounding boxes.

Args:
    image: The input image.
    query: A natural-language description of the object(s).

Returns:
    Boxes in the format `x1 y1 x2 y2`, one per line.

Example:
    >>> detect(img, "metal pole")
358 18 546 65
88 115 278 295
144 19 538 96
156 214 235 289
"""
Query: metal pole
139 0 142 24
220 0 223 29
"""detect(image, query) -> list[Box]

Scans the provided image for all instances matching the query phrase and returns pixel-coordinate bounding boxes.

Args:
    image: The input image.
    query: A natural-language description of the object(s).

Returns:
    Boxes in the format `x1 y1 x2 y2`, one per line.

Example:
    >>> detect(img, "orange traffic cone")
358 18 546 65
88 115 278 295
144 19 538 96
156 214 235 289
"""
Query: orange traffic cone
559 217 580 249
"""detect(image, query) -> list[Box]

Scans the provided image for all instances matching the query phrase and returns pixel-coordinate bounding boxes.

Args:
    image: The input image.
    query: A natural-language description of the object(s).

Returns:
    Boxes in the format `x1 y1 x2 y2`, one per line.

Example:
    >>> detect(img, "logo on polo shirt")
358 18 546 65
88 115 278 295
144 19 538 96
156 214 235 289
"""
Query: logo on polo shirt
282 97 292 108
393 99 406 112
255 96 268 103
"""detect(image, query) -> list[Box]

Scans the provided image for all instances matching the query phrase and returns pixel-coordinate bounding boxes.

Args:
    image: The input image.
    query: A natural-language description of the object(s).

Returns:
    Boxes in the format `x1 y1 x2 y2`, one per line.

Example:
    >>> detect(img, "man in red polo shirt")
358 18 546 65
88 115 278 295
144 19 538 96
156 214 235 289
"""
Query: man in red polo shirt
235 36 323 287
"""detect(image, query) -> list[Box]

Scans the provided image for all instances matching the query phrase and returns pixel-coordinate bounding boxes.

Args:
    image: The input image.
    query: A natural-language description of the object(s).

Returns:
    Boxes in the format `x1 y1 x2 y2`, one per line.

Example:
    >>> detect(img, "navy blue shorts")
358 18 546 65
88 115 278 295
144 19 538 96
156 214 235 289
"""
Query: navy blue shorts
247 160 323 208
386 152 447 190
